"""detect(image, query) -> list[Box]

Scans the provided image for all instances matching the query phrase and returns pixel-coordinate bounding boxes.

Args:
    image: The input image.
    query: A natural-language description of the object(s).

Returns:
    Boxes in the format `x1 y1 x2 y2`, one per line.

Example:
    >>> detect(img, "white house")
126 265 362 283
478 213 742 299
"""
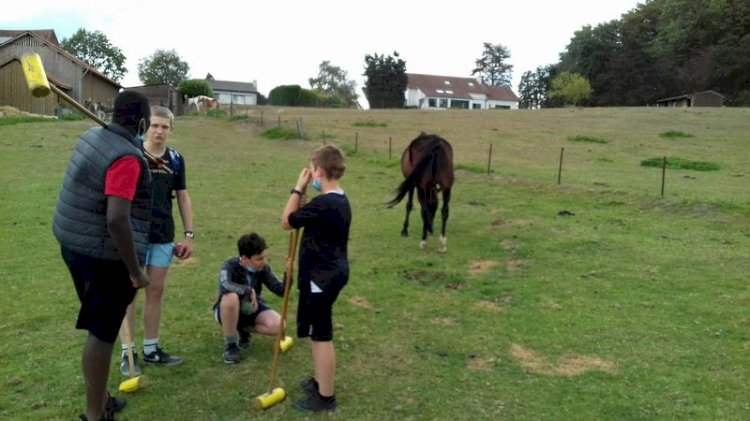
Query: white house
205 73 258 106
405 73 519 110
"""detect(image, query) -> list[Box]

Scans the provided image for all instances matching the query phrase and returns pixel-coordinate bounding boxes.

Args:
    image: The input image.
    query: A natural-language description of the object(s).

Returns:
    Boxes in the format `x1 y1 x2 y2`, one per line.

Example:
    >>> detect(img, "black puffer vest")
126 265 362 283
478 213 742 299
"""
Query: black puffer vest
53 124 151 262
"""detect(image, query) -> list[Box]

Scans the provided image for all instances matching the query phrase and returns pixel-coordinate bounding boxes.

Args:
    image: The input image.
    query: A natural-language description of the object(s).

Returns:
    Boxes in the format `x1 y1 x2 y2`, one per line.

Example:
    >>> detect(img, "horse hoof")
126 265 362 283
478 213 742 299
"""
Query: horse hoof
419 240 427 250
401 231 409 237
438 247 447 254
438 236 447 253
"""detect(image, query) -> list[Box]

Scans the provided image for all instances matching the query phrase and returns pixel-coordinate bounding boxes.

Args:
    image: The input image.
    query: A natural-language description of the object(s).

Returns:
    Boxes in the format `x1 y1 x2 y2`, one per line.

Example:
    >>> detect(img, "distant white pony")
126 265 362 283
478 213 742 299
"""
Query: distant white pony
187 95 219 113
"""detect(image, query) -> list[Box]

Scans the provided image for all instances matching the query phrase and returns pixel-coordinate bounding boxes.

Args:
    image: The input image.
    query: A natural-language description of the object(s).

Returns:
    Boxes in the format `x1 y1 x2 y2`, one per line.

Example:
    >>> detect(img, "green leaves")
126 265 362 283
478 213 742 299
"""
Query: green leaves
137 49 190 87
60 29 126 82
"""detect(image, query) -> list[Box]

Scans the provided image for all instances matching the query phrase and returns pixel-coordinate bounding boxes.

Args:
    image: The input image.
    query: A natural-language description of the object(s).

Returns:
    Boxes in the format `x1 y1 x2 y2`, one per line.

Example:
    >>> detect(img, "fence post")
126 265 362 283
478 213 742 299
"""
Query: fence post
260 110 264 127
487 143 493 174
389 136 392 159
661 156 667 197
297 118 304 139
323 130 326 144
355 132 358 152
557 147 565 185
277 115 281 127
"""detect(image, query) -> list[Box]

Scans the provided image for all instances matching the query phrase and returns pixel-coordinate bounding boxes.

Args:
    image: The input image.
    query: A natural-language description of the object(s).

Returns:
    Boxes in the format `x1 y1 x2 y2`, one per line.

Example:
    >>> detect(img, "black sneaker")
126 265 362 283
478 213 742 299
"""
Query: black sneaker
79 412 116 421
298 377 317 394
223 344 241 364
239 332 251 349
119 352 142 376
142 346 183 366
106 392 126 413
294 393 337 413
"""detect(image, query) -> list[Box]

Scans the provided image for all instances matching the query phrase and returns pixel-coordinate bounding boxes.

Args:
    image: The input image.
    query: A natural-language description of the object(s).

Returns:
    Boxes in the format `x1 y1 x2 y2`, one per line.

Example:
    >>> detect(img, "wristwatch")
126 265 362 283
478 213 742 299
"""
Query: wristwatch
290 188 302 196
184 231 195 239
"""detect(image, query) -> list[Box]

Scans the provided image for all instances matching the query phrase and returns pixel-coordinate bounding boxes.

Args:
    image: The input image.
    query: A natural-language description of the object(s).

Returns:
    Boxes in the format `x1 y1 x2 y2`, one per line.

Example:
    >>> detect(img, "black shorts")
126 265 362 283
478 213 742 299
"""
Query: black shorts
297 277 346 341
61 247 136 343
214 299 271 331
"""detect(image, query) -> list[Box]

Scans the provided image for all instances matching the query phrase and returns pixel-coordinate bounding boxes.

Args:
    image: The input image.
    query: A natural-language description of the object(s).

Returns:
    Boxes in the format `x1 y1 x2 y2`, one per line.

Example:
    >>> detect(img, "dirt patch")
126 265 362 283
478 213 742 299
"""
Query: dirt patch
500 239 518 251
468 356 495 371
430 317 456 326
473 301 505 313
172 257 198 266
506 259 527 272
468 260 499 275
509 344 616 376
349 296 377 312
541 299 562 310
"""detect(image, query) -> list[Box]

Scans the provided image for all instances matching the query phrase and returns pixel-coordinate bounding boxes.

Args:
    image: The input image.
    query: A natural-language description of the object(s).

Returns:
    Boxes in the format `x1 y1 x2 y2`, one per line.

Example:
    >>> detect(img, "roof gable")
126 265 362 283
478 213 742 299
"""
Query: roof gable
205 78 257 94
0 29 59 46
407 73 518 102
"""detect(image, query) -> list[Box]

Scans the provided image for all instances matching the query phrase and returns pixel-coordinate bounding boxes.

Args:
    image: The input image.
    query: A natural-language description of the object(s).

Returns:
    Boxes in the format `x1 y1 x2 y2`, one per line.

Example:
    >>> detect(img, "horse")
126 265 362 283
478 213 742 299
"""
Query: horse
387 133 454 253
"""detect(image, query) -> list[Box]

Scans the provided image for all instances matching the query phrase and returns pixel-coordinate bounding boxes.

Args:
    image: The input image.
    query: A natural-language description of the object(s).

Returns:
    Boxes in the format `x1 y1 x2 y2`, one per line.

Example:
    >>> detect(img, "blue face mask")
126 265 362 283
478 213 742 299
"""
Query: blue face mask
134 134 145 144
312 178 322 192
245 265 256 273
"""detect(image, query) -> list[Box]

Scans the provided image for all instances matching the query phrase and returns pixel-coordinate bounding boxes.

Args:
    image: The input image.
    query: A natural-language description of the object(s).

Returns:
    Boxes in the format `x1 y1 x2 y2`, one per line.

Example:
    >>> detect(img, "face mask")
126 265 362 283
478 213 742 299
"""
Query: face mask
134 118 146 143
245 266 256 274
312 178 322 192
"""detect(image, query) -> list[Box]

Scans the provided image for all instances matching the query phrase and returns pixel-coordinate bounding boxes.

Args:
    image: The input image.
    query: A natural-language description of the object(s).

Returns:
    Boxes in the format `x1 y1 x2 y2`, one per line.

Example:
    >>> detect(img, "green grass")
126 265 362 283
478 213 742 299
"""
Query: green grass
641 157 721 171
659 130 694 139
1 107 749 420
352 120 388 127
567 134 608 144
259 126 307 141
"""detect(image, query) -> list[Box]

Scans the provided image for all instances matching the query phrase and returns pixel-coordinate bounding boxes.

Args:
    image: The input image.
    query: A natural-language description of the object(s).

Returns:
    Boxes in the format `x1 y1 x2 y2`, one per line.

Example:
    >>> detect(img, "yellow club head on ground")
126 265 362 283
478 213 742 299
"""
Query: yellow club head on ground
118 375 148 393
280 335 294 352
251 387 285 410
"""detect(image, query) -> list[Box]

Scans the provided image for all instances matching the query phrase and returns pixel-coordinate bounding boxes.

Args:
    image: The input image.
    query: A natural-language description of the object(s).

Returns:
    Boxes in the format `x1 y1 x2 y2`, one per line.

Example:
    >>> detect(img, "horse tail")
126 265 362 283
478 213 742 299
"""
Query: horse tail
386 147 435 208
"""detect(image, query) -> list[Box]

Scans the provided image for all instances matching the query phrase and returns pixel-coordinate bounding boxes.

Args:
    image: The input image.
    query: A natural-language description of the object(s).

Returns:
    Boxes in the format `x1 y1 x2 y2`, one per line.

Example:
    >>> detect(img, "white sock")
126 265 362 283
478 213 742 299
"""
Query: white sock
144 338 159 355
121 343 136 357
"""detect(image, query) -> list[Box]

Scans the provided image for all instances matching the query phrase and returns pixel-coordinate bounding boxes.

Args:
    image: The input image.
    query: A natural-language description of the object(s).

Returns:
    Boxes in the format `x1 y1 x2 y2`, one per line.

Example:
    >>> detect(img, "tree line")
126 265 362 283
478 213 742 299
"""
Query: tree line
520 0 750 108
61 0 749 109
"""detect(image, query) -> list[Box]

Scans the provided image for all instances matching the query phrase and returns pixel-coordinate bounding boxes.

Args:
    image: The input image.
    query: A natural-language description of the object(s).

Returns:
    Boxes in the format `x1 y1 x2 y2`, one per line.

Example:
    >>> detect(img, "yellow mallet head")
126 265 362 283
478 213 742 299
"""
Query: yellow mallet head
252 387 286 410
280 335 294 352
119 375 148 393
20 53 51 98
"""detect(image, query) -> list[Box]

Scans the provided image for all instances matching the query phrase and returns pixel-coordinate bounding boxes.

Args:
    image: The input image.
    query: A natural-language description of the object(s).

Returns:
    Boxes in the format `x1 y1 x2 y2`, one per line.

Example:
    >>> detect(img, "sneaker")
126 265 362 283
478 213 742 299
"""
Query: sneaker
239 332 251 349
120 353 142 377
79 412 116 421
294 393 337 413
106 393 127 413
143 346 183 366
298 377 317 394
223 344 241 364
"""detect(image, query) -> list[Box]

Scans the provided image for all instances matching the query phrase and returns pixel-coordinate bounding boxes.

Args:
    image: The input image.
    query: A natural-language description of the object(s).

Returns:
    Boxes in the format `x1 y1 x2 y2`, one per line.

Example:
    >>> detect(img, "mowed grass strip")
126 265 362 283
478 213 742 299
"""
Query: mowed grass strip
1 107 749 420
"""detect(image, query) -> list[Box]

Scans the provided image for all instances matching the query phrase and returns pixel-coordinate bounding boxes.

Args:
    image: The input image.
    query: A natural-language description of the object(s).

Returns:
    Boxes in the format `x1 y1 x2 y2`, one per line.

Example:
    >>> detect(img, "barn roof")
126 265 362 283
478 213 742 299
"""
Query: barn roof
406 73 519 102
656 90 724 103
0 29 120 89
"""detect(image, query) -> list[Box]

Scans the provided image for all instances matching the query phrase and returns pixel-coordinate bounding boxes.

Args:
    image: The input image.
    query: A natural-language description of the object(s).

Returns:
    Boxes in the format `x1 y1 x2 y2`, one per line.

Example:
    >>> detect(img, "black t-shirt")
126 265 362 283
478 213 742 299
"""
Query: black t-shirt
289 192 351 292
148 147 186 243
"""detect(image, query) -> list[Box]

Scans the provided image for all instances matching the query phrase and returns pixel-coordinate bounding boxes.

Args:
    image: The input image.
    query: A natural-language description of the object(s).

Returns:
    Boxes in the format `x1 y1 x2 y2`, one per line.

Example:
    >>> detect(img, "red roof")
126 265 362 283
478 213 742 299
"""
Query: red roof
406 73 519 102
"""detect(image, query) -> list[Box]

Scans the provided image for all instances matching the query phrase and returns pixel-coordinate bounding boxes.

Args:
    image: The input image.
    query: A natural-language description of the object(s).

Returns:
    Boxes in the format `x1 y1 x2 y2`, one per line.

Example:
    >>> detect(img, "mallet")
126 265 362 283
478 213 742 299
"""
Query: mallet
118 318 147 393
251 229 299 410
19 52 171 173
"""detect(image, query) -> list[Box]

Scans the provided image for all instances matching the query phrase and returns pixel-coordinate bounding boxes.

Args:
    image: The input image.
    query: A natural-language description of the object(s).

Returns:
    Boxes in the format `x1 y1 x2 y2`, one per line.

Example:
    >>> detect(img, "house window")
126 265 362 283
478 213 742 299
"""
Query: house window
439 98 448 108
444 80 450 85
445 90 453 94
428 98 437 107
472 103 481 109
494 105 511 109
451 100 469 109
436 89 444 94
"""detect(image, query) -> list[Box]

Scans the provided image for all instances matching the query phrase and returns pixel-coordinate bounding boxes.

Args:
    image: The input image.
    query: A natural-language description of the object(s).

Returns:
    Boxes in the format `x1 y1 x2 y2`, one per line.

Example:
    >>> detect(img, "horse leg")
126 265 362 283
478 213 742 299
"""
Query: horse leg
401 187 414 237
438 188 451 254
417 188 430 250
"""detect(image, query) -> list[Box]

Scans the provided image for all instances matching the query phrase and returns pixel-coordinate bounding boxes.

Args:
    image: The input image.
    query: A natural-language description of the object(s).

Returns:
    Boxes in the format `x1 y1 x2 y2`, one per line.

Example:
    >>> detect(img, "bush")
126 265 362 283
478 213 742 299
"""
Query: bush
260 126 307 140
640 157 720 171
269 85 302 106
353 120 388 127
179 79 213 98
659 130 694 139
207 108 227 118
58 112 86 121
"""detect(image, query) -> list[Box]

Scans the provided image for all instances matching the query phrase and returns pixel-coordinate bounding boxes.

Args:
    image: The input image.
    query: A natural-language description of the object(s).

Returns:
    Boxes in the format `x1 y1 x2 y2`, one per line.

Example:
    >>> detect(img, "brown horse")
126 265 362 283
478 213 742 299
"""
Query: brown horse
387 133 454 253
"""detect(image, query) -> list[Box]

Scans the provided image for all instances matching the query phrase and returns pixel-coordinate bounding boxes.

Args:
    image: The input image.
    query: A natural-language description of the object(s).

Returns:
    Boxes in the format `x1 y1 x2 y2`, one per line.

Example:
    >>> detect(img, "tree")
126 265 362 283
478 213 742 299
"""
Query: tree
178 79 212 98
138 49 190 87
308 61 359 108
472 42 514 87
363 51 408 109
517 65 555 109
60 29 126 82
548 72 592 106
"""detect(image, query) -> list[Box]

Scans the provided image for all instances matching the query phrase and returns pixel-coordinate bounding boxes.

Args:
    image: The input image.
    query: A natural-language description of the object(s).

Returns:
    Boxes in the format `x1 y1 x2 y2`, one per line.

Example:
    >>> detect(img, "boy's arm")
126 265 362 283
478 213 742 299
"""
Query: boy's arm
262 266 286 297
281 167 310 230
175 189 193 258
219 267 250 297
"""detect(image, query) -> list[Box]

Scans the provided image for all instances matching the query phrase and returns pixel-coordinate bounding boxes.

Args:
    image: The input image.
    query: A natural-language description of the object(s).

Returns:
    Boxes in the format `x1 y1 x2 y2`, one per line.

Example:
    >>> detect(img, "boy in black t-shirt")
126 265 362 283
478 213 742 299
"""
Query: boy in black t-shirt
213 233 289 364
281 145 351 413
118 106 194 376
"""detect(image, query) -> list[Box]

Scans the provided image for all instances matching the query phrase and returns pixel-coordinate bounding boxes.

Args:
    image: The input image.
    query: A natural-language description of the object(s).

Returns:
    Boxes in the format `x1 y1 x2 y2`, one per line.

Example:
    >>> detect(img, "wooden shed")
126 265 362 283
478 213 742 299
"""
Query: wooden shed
127 84 186 116
655 90 724 107
0 29 121 116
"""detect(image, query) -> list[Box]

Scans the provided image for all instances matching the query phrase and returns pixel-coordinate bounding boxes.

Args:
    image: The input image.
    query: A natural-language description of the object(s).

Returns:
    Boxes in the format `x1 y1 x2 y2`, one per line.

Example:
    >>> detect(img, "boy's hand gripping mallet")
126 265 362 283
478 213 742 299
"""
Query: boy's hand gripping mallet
19 52 172 173
118 318 148 393
251 229 299 410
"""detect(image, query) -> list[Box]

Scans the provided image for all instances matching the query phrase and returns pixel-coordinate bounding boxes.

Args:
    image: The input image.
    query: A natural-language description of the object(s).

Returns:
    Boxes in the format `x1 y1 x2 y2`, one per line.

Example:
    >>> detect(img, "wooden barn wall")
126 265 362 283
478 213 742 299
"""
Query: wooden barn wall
0 60 58 115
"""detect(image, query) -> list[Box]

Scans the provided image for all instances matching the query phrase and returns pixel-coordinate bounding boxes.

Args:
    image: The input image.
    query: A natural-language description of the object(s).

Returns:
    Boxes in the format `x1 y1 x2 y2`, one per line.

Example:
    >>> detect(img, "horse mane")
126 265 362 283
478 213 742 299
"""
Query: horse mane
386 133 450 207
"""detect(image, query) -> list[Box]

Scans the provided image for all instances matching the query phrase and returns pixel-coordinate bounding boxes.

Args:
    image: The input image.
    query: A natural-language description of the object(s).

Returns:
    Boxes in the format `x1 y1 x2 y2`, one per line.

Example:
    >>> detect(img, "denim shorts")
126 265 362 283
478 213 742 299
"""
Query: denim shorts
144 243 174 268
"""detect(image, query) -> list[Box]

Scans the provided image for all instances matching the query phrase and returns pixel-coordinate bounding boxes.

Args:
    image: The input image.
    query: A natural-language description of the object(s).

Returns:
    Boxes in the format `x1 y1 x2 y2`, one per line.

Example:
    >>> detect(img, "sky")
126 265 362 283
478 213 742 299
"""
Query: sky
2 0 643 108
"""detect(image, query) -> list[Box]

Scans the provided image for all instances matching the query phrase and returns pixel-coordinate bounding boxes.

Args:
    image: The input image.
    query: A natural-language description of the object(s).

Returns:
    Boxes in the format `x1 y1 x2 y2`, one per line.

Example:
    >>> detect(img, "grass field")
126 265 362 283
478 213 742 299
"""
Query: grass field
1 106 749 420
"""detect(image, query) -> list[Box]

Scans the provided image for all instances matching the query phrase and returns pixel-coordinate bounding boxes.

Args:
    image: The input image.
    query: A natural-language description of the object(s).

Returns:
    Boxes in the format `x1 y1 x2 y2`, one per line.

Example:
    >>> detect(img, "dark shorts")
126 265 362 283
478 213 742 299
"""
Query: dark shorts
214 298 271 330
297 277 346 341
61 247 136 343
